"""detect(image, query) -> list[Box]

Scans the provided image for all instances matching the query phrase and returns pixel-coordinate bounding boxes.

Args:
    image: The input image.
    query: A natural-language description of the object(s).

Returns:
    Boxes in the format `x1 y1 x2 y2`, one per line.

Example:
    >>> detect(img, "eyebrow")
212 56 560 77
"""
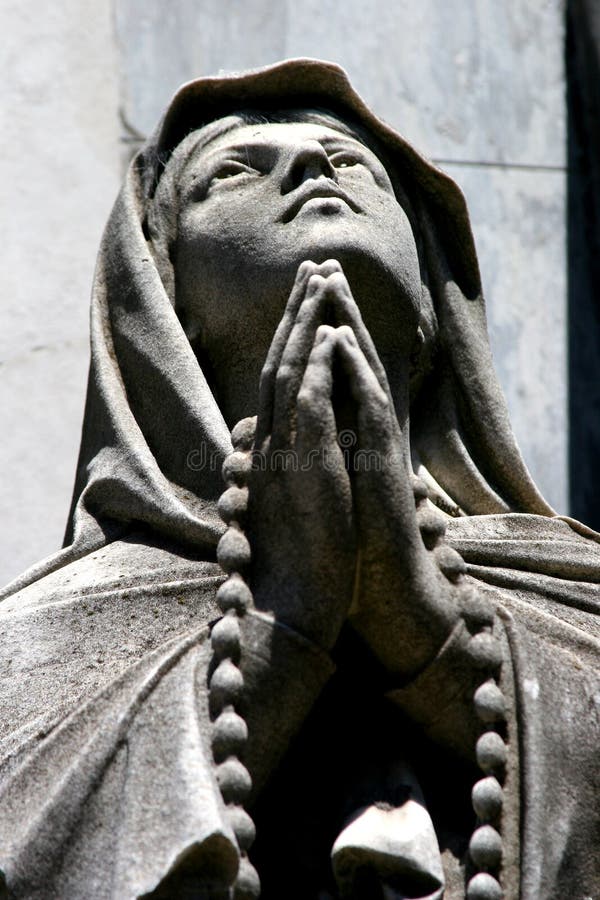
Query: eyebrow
205 132 368 157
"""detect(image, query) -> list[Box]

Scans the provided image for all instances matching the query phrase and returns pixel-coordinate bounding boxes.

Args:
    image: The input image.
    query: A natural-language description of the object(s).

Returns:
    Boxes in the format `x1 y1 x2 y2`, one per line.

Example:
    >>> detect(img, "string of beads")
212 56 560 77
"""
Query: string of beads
211 418 260 900
211 432 507 899
413 475 507 900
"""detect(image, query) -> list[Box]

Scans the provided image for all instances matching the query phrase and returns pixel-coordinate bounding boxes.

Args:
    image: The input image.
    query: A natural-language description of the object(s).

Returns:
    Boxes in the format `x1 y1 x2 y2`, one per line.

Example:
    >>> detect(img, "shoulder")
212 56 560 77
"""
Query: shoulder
1 530 223 612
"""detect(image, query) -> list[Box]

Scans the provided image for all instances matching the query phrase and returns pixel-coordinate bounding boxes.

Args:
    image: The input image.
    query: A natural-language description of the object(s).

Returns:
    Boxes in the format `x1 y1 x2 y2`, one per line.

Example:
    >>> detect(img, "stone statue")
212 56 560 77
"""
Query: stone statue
1 59 599 900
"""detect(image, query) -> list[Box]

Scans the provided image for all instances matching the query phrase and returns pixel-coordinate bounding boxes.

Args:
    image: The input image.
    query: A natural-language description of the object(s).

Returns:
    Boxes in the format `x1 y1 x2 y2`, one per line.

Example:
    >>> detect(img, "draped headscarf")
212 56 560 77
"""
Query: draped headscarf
7 58 560 594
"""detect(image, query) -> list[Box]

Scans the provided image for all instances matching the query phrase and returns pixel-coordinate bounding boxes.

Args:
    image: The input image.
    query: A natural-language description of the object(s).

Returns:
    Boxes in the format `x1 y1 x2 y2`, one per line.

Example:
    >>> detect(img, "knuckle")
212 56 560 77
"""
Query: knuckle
336 324 355 340
316 324 335 340
319 258 342 274
328 271 350 293
260 363 275 383
275 363 294 387
298 260 317 277
296 388 315 412
307 273 326 293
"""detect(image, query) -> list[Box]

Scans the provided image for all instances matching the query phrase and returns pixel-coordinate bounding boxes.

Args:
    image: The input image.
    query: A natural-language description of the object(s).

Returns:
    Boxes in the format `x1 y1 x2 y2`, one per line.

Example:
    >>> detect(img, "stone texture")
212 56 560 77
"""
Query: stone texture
0 0 120 584
0 60 598 899
450 164 568 512
0 342 87 584
116 0 566 168
115 0 288 139
285 0 566 167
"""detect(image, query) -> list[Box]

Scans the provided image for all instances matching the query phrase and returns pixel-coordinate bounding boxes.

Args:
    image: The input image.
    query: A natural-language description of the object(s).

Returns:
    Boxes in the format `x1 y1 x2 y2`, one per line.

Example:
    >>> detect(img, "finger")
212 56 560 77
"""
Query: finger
314 258 343 278
270 273 332 447
335 327 413 526
256 260 342 446
335 325 388 419
294 325 339 455
322 271 393 404
256 260 316 445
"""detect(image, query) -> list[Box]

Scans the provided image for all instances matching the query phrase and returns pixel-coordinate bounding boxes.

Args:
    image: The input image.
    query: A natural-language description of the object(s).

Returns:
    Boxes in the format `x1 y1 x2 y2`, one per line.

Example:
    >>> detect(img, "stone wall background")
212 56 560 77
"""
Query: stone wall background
1 0 569 585
0 0 120 586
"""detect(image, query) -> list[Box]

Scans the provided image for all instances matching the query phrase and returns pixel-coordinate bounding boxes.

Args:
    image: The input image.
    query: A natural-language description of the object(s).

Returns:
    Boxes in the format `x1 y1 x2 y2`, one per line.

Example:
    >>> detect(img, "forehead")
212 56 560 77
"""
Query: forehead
194 121 378 159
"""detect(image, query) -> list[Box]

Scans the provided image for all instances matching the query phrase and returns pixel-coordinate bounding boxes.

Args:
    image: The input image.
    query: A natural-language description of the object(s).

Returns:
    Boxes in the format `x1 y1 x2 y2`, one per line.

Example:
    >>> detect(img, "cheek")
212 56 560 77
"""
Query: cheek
369 201 422 312
175 206 252 308
173 218 225 344
173 221 281 354
178 207 243 262
389 204 421 280
178 204 278 283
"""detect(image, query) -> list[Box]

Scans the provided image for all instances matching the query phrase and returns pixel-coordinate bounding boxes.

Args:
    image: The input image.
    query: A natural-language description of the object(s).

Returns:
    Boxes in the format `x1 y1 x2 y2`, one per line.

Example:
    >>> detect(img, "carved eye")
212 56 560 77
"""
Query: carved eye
210 162 259 184
330 153 360 169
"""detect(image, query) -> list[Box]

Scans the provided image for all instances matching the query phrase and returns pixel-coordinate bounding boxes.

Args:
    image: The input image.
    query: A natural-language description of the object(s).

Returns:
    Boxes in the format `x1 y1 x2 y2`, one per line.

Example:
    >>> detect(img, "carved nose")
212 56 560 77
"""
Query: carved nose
280 141 336 193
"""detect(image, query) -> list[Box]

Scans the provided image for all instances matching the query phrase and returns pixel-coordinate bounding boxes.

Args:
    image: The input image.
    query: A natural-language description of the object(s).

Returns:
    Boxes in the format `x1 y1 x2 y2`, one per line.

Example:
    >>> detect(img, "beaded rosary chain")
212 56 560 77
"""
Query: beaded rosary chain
211 418 260 900
413 476 507 900
211 419 507 900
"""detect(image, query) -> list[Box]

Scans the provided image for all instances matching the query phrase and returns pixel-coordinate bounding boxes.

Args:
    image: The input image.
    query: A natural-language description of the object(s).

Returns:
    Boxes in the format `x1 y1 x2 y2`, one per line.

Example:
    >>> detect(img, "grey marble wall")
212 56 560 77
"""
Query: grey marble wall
0 0 567 585
0 0 120 585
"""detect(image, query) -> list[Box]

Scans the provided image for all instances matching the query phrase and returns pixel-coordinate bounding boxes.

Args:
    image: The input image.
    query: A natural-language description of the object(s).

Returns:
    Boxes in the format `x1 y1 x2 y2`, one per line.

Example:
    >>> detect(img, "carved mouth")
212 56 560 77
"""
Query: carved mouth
281 180 360 223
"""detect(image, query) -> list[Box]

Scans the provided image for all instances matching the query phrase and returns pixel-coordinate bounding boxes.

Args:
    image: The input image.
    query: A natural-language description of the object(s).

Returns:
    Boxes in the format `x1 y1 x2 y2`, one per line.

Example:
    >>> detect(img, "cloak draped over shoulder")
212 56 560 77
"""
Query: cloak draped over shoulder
0 59 599 900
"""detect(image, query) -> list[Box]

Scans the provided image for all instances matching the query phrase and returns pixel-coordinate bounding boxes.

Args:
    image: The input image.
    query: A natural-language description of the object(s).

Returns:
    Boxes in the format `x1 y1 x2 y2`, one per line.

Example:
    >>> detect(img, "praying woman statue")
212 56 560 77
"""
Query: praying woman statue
0 59 599 900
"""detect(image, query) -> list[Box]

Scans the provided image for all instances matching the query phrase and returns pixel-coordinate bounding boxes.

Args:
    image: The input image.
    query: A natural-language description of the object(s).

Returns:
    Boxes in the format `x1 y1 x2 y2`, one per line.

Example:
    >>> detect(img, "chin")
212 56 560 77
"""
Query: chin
286 213 411 274
283 237 388 280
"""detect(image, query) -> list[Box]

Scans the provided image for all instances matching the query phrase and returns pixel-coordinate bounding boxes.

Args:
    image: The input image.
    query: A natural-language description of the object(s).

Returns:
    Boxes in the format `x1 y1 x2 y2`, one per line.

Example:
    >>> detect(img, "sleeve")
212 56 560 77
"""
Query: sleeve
385 615 510 762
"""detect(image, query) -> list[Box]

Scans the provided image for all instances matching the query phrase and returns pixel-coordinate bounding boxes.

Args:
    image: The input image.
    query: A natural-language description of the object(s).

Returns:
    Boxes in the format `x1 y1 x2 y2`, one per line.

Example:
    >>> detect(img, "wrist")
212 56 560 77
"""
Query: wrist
250 579 346 653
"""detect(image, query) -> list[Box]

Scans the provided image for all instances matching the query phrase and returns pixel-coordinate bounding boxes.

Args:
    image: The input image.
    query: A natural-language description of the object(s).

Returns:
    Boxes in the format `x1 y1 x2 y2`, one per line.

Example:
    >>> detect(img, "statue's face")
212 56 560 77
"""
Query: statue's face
173 120 422 424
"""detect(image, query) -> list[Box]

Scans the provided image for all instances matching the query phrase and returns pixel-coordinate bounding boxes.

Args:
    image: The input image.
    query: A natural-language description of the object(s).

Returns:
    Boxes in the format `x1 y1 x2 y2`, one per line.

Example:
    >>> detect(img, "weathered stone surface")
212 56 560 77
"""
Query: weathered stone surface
0 342 87 585
286 0 565 166
451 163 567 512
0 0 120 583
116 0 565 167
0 61 598 899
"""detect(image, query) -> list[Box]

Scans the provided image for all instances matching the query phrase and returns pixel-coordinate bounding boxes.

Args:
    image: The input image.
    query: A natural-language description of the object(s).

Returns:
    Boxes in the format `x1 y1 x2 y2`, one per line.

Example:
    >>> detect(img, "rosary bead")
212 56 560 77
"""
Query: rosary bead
211 613 241 661
460 591 495 631
231 416 257 451
474 679 506 724
210 659 244 712
227 806 257 851
476 731 507 775
469 632 503 672
222 451 252 486
216 758 252 804
466 872 503 900
218 485 249 524
434 544 467 582
469 824 503 870
217 526 252 573
233 856 261 899
472 776 503 822
217 575 253 614
417 508 447 549
212 709 248 761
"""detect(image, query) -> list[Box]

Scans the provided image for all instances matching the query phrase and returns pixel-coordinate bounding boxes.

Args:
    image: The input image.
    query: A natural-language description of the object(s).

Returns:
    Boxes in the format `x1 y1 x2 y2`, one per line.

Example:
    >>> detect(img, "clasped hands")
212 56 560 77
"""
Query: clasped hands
246 260 459 680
